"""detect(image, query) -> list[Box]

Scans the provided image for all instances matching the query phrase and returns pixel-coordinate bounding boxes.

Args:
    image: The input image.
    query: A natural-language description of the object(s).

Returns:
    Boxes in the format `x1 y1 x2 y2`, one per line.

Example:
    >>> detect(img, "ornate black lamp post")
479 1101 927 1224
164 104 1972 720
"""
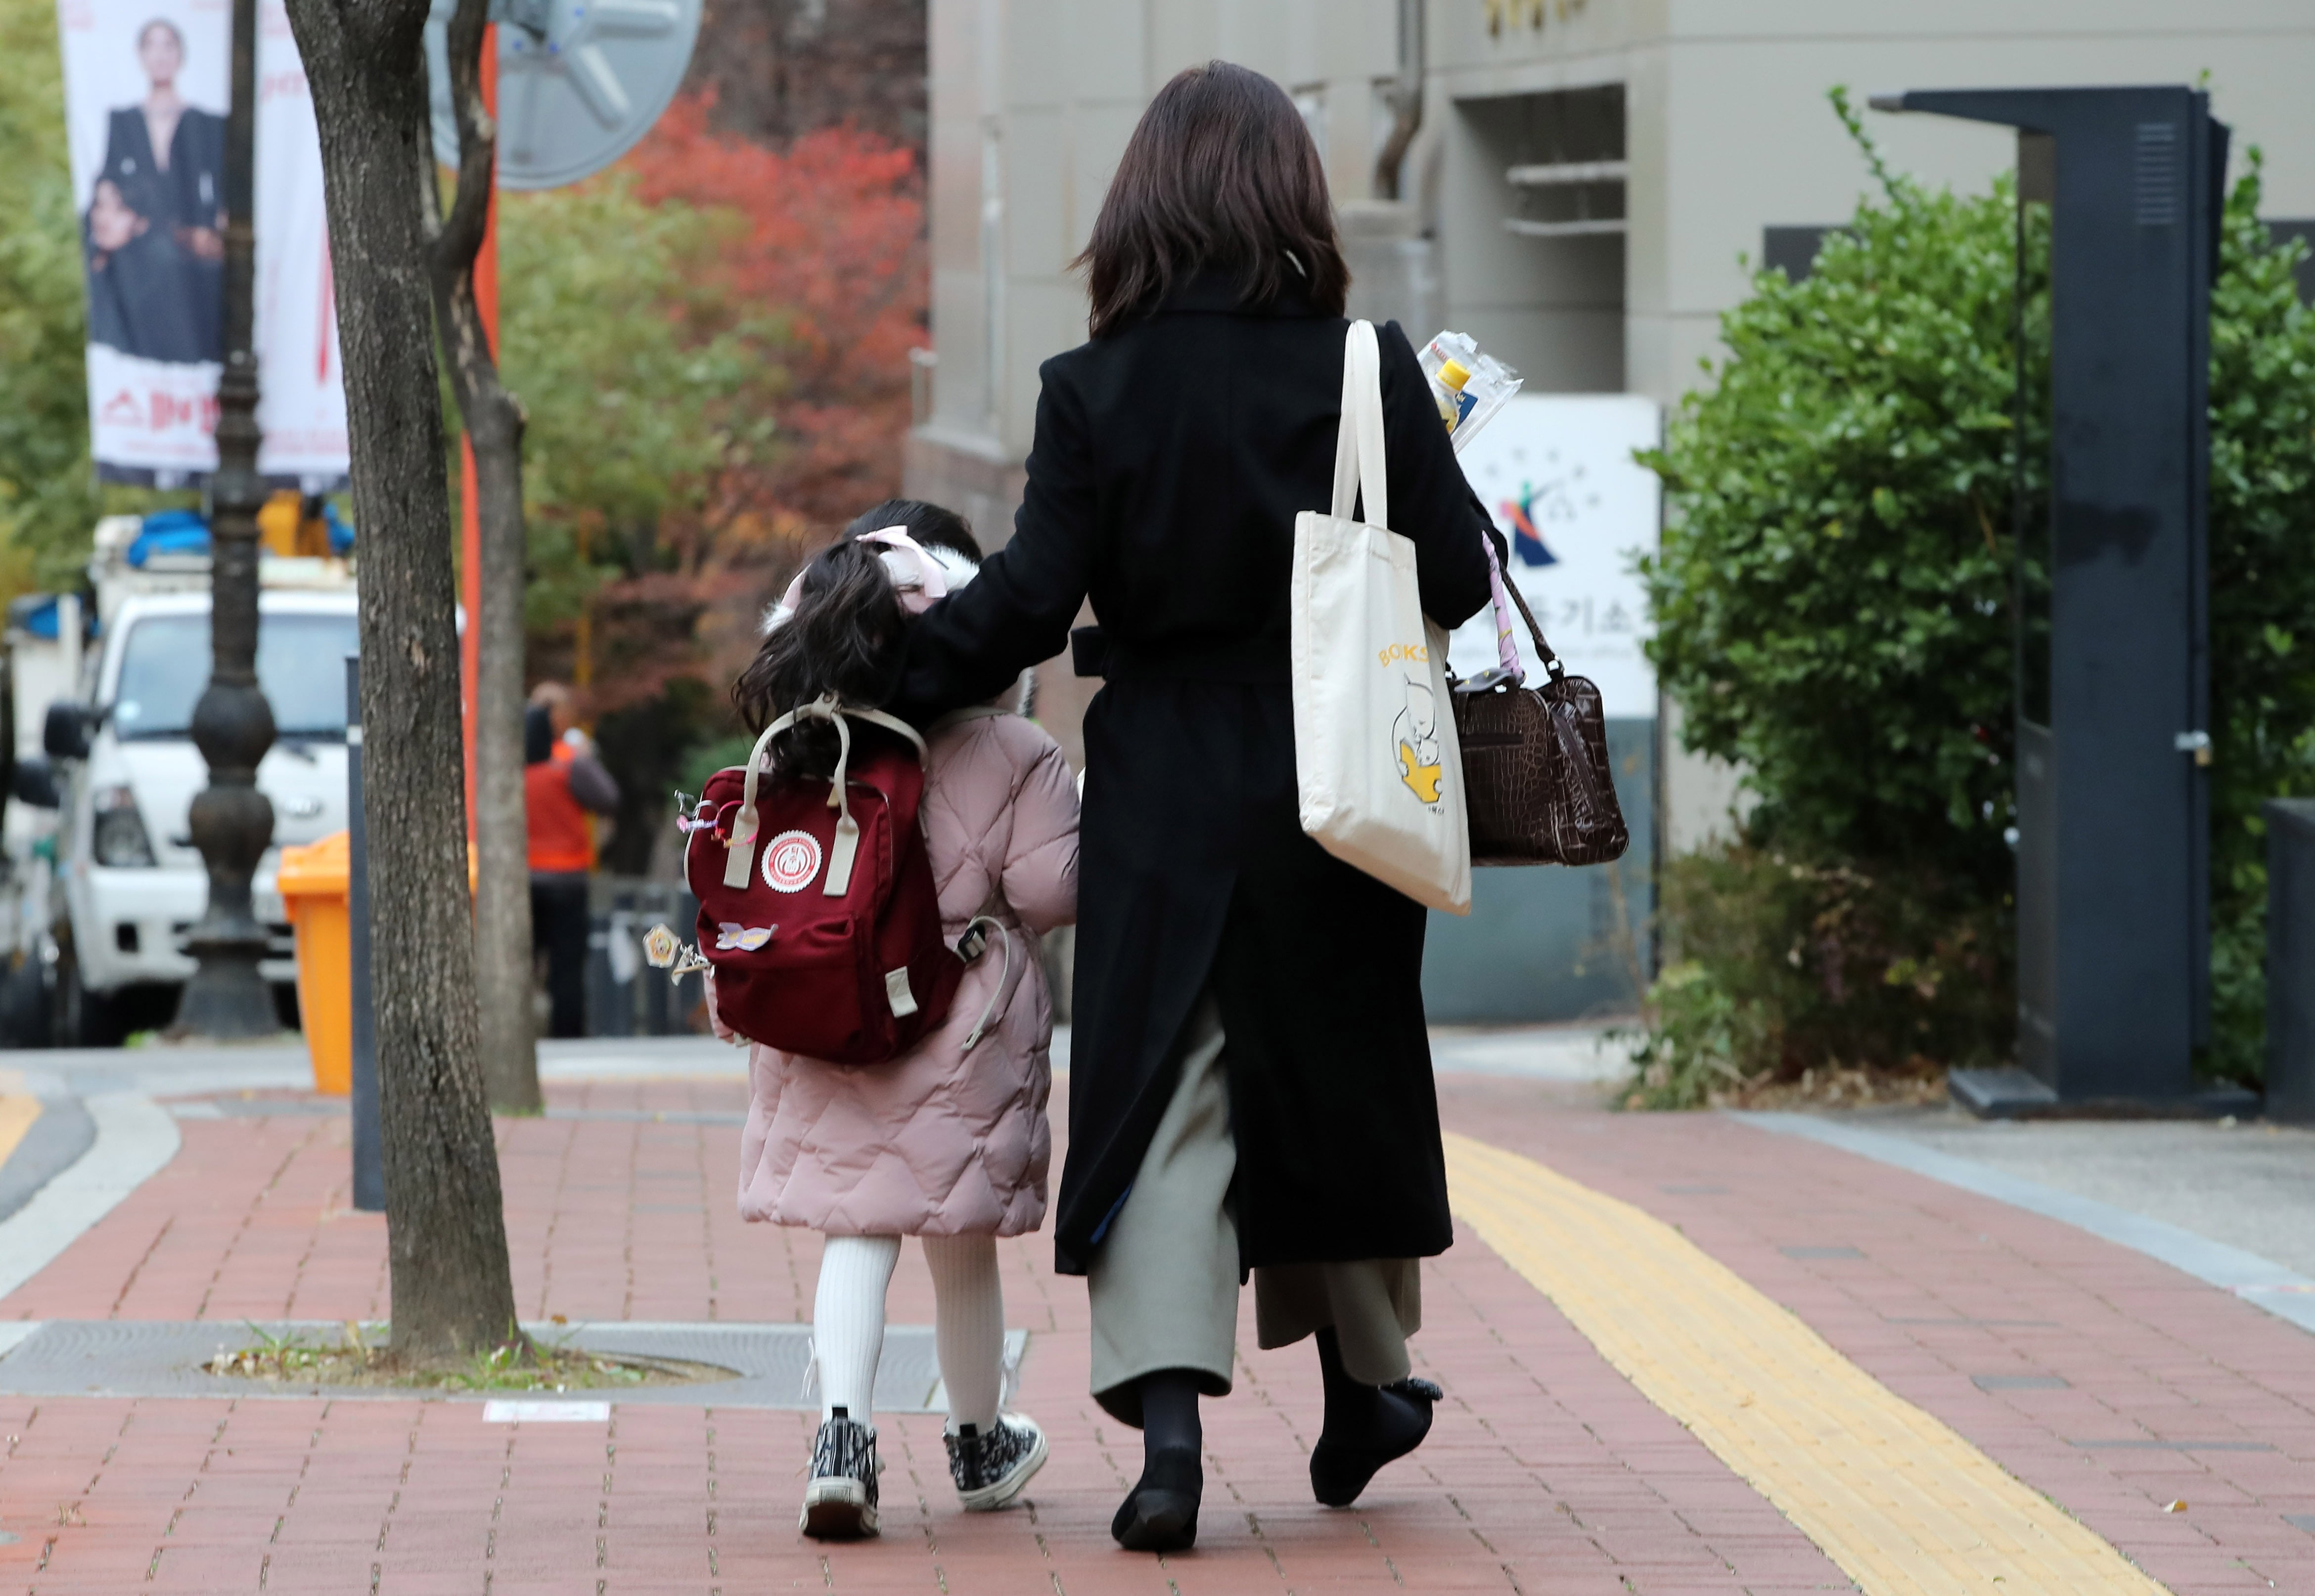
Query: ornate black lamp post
176 0 278 1038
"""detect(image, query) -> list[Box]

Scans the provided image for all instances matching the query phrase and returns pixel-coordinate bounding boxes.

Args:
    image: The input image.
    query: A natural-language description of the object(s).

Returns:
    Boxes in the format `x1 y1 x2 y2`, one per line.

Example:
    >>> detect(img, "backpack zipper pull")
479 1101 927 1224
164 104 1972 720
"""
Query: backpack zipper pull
723 805 759 888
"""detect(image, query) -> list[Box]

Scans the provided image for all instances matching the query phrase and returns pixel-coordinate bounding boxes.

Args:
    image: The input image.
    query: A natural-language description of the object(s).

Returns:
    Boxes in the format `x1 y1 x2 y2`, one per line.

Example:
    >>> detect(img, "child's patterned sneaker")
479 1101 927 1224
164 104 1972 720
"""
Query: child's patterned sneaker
800 1407 879 1539
944 1412 1048 1511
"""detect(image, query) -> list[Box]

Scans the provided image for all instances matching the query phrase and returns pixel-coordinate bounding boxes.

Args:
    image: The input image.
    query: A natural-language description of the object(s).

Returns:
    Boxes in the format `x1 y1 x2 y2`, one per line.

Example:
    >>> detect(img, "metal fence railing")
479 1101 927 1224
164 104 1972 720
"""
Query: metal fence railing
585 876 706 1038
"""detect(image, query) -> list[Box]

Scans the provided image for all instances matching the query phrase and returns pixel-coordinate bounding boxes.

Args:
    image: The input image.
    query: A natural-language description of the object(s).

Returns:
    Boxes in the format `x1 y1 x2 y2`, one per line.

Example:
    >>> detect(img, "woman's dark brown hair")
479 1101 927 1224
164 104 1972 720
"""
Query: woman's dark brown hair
1076 60 1349 338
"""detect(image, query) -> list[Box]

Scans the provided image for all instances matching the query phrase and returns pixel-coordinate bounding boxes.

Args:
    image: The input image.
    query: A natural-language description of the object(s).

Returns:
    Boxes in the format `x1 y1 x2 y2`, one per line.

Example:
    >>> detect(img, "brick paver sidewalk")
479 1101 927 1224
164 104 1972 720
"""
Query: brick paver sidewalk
0 1070 2309 1593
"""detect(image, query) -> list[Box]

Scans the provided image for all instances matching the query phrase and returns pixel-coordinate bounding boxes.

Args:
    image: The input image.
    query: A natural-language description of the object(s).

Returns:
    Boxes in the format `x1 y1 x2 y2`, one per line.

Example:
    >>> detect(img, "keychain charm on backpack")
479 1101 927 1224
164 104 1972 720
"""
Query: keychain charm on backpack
642 923 711 983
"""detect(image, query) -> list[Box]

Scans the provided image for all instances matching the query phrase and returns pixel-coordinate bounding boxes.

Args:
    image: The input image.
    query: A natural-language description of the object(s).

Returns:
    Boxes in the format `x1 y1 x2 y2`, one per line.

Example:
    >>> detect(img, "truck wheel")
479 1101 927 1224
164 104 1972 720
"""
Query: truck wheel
0 957 48 1048
51 944 125 1049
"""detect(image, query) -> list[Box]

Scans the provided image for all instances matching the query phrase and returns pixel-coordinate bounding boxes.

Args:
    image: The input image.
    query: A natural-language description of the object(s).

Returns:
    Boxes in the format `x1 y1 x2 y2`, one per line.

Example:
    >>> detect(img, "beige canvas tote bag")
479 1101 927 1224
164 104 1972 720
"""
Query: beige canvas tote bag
1289 319 1473 916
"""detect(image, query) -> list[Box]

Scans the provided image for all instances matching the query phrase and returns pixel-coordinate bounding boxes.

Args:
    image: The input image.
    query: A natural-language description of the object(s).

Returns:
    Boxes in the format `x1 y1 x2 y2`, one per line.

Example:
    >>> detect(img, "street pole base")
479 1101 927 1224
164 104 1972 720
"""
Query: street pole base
1951 1065 2265 1121
174 943 280 1040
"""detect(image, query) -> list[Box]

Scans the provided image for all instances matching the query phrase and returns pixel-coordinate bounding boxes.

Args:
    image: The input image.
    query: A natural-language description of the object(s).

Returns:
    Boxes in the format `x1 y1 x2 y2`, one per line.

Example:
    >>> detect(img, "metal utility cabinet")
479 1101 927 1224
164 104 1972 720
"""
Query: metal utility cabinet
1874 87 2232 1115
2268 799 2315 1123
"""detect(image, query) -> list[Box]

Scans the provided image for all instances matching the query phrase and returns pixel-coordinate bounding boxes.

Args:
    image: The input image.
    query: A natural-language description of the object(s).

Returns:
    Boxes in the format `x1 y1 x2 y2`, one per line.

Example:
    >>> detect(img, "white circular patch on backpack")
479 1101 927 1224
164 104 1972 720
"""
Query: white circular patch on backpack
762 830 823 893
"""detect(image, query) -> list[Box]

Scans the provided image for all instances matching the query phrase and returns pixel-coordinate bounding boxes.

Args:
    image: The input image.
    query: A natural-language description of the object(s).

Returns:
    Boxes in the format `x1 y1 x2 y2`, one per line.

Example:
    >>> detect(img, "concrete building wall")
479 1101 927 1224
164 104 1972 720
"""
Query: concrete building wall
1425 0 2315 848
1431 2 2315 409
911 0 1404 768
912 0 2315 842
918 0 1400 480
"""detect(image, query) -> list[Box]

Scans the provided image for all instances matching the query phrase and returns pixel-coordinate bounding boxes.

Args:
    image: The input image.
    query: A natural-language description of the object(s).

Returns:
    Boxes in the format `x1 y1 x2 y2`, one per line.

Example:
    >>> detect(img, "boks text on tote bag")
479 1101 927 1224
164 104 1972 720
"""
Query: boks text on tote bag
1289 320 1473 915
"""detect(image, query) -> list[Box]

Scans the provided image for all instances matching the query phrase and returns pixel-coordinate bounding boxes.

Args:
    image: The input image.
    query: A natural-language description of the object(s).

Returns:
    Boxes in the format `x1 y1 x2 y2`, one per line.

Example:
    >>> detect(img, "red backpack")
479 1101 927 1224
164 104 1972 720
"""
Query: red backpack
678 697 964 1064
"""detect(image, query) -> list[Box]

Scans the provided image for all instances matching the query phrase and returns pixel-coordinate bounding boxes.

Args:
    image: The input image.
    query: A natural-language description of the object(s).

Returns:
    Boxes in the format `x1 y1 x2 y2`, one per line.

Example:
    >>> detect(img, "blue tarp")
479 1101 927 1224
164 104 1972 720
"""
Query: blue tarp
125 509 212 567
123 504 356 566
9 595 60 639
5 594 97 642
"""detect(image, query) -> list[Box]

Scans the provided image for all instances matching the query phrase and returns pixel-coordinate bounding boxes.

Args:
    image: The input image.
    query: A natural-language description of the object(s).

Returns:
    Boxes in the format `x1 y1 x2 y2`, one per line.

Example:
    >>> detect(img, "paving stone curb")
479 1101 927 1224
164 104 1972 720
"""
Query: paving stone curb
0 1092 178 1303
1739 1109 2315 1337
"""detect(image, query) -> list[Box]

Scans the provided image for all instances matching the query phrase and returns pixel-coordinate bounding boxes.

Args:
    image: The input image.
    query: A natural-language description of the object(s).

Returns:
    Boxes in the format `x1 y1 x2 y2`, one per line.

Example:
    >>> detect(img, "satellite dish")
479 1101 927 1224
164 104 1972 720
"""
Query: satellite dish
425 0 703 192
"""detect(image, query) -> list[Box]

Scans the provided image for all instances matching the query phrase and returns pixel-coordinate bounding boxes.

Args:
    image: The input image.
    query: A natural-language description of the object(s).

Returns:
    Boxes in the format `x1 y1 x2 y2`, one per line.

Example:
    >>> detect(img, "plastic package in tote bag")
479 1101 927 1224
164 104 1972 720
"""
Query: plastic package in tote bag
1289 320 1473 916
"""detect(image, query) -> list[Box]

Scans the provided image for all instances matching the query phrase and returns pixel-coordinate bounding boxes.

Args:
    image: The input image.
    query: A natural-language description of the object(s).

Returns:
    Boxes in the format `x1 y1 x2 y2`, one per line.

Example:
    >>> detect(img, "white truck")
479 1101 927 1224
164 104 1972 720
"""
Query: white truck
2 515 358 1045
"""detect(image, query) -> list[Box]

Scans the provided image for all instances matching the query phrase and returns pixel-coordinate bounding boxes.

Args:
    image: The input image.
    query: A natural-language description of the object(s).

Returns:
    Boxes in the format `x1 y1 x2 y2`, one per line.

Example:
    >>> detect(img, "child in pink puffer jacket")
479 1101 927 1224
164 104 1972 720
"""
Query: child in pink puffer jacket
710 498 1078 1542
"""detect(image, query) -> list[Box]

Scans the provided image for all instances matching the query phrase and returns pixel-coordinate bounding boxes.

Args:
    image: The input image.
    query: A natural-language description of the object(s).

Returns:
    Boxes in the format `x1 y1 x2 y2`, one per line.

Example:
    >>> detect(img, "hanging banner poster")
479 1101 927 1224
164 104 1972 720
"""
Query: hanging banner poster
1442 394 1662 718
56 0 348 488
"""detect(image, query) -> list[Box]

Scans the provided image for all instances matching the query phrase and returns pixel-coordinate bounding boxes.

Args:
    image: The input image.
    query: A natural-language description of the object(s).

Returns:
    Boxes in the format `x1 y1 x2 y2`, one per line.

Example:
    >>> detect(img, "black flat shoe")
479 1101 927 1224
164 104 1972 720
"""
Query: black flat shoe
1311 1376 1440 1508
1112 1446 1201 1552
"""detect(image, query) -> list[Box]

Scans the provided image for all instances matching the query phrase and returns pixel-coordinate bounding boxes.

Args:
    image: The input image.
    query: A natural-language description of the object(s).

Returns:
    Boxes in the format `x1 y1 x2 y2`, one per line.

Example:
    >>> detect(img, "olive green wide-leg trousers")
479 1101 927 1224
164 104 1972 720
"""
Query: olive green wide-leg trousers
1088 992 1422 1426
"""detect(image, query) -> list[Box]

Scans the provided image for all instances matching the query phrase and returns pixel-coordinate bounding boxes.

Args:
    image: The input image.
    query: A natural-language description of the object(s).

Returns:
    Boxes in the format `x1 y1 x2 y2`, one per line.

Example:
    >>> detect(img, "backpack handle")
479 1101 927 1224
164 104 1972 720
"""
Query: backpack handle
724 697 930 892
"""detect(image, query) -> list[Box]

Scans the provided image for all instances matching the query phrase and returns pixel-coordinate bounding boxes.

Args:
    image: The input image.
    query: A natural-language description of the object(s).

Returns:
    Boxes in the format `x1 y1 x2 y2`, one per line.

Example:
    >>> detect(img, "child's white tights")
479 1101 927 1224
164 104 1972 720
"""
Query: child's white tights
813 1234 1005 1434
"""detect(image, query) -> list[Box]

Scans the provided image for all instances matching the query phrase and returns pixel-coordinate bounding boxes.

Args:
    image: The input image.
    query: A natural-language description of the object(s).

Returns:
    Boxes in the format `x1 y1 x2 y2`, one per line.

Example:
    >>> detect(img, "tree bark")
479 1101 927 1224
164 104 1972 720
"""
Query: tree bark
280 0 521 1366
423 0 541 1113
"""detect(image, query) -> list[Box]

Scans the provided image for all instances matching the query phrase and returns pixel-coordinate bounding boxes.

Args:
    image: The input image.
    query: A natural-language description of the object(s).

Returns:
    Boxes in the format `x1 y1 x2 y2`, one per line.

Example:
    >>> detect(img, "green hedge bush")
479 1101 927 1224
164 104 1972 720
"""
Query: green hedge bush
1635 91 2315 1105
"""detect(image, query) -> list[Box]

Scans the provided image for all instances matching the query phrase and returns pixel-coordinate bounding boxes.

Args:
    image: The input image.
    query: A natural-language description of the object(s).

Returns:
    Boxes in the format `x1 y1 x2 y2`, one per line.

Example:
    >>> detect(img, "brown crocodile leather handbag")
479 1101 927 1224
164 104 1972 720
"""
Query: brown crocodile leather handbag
1449 547 1631 868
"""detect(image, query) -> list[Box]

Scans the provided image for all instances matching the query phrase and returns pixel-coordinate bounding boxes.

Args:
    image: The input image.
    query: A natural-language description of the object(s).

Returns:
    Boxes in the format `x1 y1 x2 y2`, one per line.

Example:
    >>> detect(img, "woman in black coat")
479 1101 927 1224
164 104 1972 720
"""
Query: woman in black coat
893 62 1498 1550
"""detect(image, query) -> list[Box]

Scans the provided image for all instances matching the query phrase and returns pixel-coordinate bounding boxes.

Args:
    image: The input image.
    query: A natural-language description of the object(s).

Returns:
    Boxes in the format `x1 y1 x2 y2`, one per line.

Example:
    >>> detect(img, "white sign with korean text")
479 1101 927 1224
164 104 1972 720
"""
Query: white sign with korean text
1442 394 1660 718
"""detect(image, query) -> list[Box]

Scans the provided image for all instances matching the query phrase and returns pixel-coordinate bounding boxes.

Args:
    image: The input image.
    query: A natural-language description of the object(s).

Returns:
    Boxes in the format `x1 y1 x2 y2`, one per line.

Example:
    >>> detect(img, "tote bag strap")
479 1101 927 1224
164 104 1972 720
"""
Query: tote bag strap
1329 320 1389 528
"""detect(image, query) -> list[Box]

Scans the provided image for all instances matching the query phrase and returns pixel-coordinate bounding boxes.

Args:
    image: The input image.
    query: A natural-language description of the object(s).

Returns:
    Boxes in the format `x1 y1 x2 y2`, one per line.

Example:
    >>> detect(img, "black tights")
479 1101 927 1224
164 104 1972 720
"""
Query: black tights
1135 1369 1203 1458
1133 1329 1413 1465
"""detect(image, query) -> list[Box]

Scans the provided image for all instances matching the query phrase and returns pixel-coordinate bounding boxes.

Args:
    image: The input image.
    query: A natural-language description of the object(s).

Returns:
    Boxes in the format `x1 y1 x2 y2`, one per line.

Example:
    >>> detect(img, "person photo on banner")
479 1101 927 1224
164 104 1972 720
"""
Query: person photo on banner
82 16 225 366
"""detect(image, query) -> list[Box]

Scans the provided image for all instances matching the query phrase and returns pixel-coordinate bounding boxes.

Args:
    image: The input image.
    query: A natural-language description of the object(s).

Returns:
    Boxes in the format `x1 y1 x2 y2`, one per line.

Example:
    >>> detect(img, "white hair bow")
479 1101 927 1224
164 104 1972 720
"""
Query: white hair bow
760 525 976 633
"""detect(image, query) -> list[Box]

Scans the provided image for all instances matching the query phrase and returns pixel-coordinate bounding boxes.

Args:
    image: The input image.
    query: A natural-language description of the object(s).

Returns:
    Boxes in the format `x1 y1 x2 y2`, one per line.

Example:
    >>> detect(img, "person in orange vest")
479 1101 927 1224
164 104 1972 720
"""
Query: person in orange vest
525 682 620 1037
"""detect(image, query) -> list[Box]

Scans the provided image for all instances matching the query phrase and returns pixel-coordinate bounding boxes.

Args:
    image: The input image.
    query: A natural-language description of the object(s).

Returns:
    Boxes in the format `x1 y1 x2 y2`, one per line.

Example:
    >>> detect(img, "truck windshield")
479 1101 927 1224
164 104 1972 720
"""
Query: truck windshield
111 613 362 741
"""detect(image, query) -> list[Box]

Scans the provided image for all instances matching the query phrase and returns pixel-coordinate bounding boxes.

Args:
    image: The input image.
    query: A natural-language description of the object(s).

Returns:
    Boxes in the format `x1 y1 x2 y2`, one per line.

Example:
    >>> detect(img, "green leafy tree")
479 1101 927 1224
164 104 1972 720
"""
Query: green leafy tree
0 0 101 597
1637 90 2315 1103
499 172 756 581
492 169 770 871
1642 90 2046 891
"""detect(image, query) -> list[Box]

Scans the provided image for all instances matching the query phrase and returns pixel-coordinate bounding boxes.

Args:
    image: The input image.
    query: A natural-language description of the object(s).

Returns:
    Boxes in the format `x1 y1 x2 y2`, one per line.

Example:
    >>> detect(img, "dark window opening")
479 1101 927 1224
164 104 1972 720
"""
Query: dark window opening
1498 83 1627 238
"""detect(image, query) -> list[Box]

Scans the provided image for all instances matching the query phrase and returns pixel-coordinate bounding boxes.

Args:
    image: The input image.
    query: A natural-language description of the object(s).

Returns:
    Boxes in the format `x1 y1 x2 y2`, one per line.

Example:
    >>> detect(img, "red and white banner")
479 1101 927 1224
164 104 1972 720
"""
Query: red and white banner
57 0 348 488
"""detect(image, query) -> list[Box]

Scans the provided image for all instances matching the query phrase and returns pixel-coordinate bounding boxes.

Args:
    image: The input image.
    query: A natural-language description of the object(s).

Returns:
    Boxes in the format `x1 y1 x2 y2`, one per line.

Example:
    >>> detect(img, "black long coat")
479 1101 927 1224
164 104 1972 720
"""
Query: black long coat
894 274 1497 1276
84 105 226 364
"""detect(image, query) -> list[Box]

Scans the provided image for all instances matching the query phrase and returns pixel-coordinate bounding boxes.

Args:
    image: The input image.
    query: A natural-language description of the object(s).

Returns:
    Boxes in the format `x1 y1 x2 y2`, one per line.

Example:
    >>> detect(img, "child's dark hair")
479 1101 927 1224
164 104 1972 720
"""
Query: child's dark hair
731 539 907 777
841 497 981 563
729 500 979 780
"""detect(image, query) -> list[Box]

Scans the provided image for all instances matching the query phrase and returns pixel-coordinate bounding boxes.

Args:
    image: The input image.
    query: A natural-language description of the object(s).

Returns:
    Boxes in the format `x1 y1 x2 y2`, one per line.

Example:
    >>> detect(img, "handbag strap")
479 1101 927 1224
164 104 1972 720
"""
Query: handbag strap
1330 320 1388 528
1453 533 1569 688
1499 570 1565 679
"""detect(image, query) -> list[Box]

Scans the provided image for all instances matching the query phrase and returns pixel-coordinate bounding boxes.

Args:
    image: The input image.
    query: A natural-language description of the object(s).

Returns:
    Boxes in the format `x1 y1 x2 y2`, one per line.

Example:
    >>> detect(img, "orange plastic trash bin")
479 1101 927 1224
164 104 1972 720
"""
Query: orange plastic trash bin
277 832 353 1096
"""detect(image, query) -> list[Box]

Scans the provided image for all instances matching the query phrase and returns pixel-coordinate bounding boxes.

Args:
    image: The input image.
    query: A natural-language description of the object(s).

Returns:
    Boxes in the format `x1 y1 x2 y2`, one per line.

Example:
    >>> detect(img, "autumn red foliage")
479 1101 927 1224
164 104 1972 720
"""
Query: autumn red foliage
569 91 926 729
628 92 925 531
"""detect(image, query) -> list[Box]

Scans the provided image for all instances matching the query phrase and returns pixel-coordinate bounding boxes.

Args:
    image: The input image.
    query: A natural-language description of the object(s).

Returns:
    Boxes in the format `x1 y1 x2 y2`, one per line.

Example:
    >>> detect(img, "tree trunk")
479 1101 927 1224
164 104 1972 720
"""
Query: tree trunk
424 0 541 1113
471 417 541 1111
281 0 521 1366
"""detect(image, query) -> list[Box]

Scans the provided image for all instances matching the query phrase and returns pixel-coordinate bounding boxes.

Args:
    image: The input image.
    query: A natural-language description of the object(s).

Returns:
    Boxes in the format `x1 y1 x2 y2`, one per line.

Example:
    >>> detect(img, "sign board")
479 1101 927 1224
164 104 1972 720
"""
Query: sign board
56 0 348 488
1441 393 1660 717
425 0 705 192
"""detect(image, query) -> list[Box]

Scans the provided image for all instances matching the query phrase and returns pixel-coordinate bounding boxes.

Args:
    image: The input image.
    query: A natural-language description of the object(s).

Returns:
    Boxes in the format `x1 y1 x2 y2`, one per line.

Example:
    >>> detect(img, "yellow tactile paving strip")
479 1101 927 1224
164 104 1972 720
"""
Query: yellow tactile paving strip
0 1092 43 1172
1444 1131 2172 1596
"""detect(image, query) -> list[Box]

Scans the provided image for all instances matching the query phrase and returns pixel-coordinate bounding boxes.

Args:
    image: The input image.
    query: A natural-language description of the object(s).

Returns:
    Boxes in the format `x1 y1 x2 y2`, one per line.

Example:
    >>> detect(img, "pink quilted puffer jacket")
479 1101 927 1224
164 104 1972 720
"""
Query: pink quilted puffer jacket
712 709 1079 1238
